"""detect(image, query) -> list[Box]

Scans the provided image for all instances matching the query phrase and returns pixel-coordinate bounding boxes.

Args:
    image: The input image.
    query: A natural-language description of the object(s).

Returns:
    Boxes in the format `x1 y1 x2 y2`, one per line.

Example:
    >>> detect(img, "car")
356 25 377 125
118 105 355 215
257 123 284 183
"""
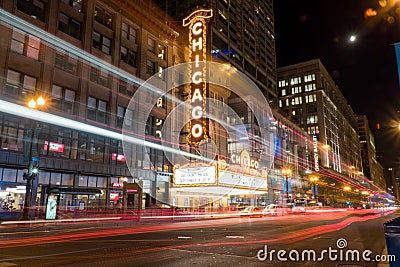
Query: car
262 204 286 216
239 206 263 217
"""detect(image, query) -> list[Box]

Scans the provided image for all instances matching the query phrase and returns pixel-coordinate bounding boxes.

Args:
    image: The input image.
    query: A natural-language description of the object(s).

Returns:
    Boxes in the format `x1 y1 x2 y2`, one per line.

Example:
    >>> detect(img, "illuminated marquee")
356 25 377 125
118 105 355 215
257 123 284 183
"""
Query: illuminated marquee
183 9 213 146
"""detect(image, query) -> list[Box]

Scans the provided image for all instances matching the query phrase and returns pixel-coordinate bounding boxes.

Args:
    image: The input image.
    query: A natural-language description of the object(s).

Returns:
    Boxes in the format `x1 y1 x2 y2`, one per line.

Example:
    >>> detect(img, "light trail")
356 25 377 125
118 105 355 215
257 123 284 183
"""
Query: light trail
0 210 391 251
0 99 210 162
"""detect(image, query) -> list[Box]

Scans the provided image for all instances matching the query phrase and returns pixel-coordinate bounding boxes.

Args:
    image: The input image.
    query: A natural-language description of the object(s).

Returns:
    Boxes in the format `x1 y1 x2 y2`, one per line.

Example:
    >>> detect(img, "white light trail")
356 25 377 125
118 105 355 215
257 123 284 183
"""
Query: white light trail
0 100 208 162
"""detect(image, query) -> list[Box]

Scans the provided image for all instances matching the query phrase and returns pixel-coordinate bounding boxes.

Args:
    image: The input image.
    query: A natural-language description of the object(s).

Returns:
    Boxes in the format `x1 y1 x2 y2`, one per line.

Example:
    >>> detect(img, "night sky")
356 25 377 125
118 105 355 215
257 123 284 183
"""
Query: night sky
274 0 400 170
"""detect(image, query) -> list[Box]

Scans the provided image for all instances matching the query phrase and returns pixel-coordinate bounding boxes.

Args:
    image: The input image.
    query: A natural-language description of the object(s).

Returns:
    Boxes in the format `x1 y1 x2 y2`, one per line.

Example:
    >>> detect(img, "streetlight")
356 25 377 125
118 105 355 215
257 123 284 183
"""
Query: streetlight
309 176 319 199
282 168 292 203
21 96 45 220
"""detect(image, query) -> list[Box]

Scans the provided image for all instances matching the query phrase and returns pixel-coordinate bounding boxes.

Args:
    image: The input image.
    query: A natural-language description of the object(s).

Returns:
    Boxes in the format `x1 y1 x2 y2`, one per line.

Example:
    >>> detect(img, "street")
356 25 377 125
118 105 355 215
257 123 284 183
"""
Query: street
0 210 396 267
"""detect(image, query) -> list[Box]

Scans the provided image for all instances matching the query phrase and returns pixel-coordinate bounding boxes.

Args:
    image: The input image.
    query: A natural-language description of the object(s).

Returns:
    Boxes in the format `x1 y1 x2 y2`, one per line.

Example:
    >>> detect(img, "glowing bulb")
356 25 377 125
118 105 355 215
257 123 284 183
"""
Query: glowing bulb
28 99 37 109
37 96 45 106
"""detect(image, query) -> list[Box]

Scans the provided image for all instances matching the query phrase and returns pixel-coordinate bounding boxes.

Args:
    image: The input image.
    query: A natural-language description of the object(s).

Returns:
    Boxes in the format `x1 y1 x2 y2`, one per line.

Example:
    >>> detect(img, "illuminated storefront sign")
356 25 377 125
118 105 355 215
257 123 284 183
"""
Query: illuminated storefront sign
112 153 126 162
174 165 216 185
111 182 124 188
219 172 267 189
110 192 120 201
44 141 64 152
183 9 213 146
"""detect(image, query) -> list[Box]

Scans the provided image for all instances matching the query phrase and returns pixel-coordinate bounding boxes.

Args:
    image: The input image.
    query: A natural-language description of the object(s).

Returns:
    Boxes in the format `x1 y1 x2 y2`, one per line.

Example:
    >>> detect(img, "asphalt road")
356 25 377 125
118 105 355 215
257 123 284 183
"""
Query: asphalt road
0 210 397 267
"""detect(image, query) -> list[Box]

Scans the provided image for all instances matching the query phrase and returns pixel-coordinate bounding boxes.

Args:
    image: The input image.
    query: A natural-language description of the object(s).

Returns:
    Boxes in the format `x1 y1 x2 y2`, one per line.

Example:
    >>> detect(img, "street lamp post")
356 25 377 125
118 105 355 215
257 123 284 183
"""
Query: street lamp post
282 168 292 203
21 96 45 220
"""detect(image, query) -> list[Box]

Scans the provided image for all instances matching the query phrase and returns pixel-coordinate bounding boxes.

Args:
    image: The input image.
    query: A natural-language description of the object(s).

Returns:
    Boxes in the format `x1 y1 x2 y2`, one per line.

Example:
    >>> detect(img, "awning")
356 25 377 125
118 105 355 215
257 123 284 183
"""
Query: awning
48 187 102 195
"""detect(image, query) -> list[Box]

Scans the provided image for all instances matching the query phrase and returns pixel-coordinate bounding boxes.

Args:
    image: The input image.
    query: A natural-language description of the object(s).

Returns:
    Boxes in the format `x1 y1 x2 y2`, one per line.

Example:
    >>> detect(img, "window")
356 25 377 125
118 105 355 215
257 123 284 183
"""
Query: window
93 31 111 55
61 0 82 12
118 81 135 97
1 122 24 152
90 67 109 87
304 74 316 82
278 80 288 87
121 46 136 67
305 94 317 103
125 109 133 126
291 96 302 105
78 134 105 162
281 89 286 96
55 52 78 74
290 77 301 85
307 126 319 135
41 128 72 159
291 86 301 94
111 139 125 165
147 59 156 75
58 12 81 39
305 83 316 92
87 96 108 123
17 0 46 22
116 105 125 128
121 22 137 44
148 38 155 52
52 84 76 113
11 29 40 60
94 5 112 28
307 114 318 124
5 69 36 95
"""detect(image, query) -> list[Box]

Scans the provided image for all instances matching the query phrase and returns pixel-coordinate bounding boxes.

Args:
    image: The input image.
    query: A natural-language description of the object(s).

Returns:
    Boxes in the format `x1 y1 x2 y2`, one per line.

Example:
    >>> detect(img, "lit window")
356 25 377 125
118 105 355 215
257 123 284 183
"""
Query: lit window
94 5 113 28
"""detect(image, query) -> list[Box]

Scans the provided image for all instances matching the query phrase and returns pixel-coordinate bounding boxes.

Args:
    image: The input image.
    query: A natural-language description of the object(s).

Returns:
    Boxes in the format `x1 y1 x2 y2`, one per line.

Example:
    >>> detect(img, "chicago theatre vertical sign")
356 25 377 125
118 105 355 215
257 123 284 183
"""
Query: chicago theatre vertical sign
183 9 213 146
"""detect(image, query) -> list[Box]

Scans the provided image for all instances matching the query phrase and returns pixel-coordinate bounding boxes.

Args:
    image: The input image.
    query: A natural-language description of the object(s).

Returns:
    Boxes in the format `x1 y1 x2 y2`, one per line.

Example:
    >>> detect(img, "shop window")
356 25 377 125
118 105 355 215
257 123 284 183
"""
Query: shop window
79 175 88 186
97 177 107 188
88 176 97 187
51 173 62 185
2 168 17 182
39 171 50 184
17 0 46 22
